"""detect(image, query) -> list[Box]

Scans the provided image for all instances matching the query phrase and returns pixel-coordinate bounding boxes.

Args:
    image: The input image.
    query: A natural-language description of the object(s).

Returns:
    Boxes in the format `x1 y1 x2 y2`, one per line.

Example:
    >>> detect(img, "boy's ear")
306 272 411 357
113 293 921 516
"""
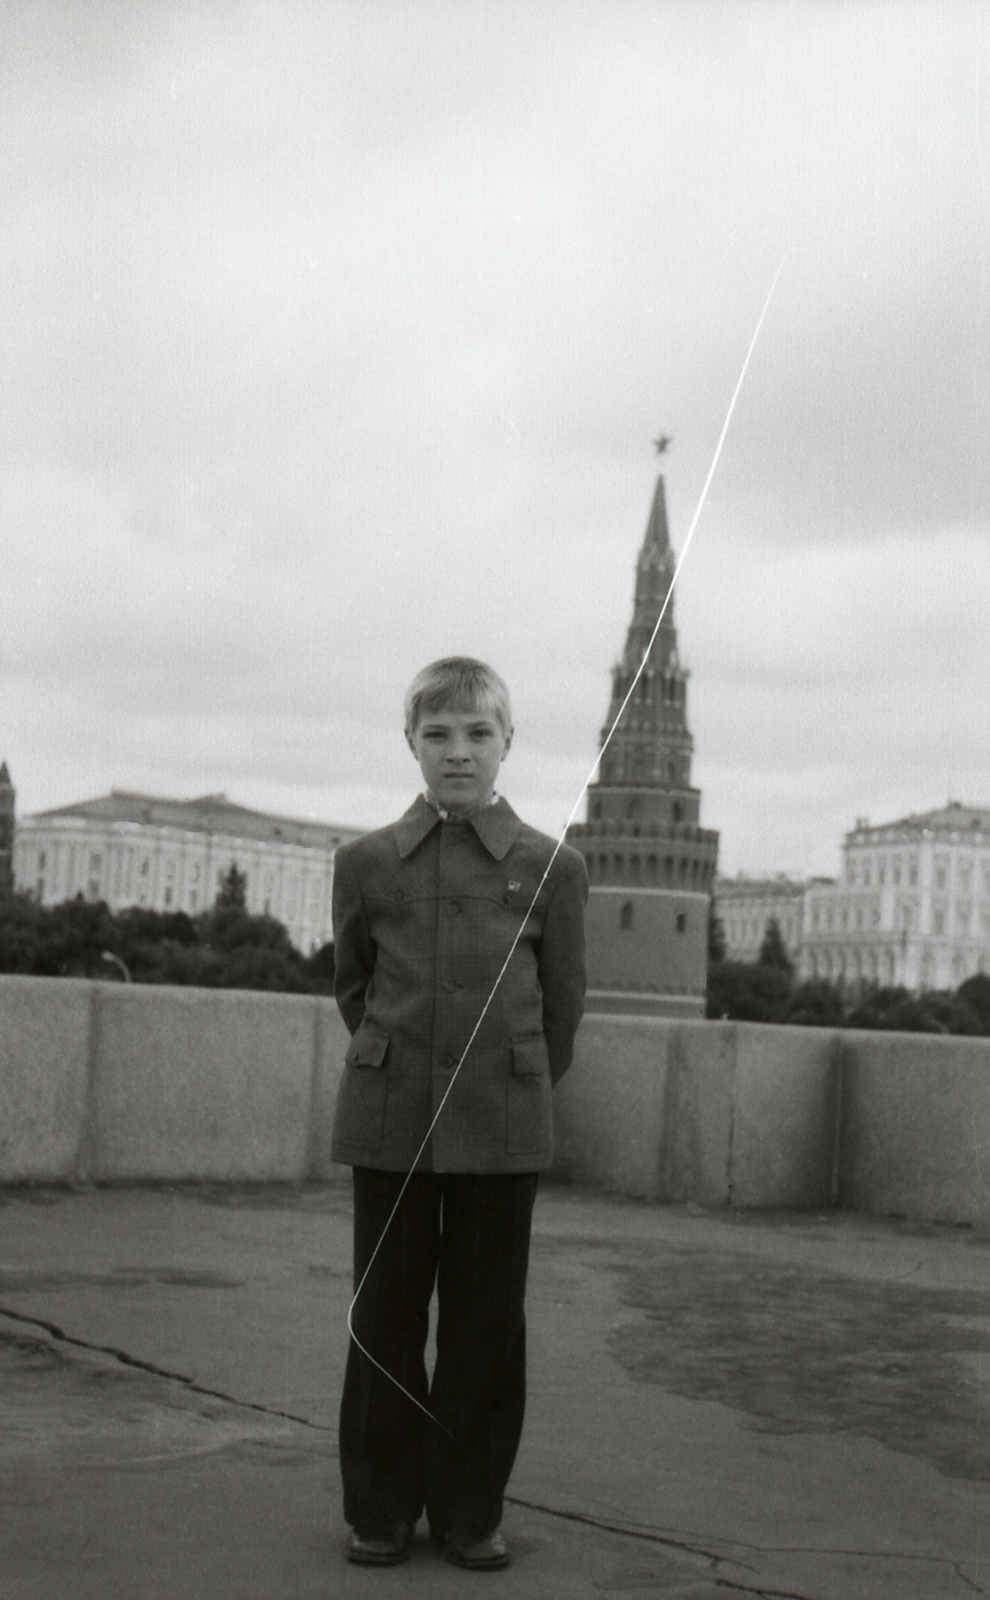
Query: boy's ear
501 726 514 758
405 728 418 756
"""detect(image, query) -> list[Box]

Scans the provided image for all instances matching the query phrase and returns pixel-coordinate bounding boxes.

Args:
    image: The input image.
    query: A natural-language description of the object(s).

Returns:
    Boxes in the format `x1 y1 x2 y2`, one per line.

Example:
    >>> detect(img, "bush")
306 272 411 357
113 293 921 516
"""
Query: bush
706 959 792 1022
784 980 845 1027
956 973 990 1029
0 893 333 994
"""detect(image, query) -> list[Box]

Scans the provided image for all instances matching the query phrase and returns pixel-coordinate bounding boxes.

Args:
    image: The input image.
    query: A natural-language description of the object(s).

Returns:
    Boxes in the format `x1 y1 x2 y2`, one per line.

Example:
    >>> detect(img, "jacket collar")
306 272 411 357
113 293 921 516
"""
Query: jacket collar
394 793 523 862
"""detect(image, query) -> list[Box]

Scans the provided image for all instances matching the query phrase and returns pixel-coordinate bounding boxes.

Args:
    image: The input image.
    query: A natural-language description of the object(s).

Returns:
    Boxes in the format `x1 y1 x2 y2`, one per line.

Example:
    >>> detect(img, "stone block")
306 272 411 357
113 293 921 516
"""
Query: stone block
660 1021 734 1205
0 976 91 1181
552 1017 673 1198
89 984 317 1181
730 1024 840 1208
837 1030 990 1226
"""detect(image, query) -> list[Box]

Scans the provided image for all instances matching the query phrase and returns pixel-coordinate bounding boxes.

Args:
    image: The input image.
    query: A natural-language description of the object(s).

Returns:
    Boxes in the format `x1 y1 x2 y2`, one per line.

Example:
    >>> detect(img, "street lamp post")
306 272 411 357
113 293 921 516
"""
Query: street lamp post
100 951 132 983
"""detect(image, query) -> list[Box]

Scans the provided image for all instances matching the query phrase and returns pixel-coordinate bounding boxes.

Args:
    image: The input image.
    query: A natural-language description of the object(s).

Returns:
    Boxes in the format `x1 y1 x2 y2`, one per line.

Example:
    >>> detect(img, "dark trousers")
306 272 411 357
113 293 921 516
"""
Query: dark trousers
339 1167 539 1539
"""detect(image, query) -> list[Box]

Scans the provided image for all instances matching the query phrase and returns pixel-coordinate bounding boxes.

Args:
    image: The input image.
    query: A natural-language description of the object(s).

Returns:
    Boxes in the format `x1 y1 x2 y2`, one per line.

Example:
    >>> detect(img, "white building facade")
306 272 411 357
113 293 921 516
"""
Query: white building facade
713 875 812 965
800 803 990 993
13 791 363 954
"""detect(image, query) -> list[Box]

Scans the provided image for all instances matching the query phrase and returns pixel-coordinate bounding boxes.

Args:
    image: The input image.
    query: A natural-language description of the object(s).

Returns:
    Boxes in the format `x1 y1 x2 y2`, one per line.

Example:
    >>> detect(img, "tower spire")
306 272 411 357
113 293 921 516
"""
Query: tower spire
564 467 719 1018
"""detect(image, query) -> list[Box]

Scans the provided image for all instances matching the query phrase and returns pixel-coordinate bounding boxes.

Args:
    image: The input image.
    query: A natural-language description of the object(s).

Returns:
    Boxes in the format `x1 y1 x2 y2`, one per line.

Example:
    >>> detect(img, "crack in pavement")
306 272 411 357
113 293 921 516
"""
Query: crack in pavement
0 1304 331 1432
3 1306 984 1598
504 1494 989 1599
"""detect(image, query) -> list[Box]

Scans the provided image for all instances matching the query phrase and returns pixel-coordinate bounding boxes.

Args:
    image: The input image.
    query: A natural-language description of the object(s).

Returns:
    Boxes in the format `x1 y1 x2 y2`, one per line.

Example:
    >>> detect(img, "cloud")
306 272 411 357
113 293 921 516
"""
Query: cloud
1 0 988 883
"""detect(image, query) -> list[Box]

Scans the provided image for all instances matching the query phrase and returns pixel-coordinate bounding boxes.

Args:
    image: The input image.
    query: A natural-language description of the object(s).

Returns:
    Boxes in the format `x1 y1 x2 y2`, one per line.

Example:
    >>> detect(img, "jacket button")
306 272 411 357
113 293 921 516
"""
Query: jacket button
442 978 459 993
439 1053 456 1069
448 900 463 915
393 889 405 901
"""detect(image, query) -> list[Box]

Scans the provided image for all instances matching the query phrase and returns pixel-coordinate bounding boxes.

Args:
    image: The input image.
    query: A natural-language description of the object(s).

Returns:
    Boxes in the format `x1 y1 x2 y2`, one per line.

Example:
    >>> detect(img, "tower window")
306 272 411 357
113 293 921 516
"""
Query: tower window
672 801 683 822
620 901 634 930
675 912 687 933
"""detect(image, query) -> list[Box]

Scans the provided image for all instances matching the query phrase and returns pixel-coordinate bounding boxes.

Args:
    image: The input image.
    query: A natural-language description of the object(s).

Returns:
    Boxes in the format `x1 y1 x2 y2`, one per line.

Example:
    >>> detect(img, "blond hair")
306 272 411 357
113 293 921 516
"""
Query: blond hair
404 657 513 735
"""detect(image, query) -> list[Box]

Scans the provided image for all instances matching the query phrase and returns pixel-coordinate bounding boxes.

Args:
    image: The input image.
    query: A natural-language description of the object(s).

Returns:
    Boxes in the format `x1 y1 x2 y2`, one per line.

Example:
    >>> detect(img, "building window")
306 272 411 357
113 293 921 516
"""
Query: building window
140 859 149 876
675 912 687 933
908 857 918 886
934 860 947 891
878 860 886 885
190 890 198 910
672 801 683 822
892 857 901 886
620 901 634 930
164 887 173 907
932 908 945 936
863 858 872 886
38 850 47 871
957 903 972 933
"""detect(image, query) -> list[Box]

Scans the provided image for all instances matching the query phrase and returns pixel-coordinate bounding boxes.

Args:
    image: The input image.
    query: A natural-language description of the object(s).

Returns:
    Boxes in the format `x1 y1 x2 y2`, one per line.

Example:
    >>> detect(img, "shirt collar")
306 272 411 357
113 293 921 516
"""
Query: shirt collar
394 792 523 861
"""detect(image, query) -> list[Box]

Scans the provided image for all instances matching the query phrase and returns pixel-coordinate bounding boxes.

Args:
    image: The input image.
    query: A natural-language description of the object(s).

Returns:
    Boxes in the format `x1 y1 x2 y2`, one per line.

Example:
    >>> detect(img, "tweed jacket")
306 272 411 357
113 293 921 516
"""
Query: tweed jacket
330 794 588 1174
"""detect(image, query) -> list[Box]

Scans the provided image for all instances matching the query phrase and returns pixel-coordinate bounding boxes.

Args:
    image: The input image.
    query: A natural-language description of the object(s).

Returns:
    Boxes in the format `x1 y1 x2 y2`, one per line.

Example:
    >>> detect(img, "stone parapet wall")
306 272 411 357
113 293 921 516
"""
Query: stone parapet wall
2 975 989 1227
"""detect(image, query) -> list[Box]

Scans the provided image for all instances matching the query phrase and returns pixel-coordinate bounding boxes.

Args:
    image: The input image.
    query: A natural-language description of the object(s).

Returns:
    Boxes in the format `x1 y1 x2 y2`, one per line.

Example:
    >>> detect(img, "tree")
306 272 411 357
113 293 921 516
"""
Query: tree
706 959 792 1022
758 916 793 975
215 862 248 910
956 973 990 1031
784 980 845 1027
707 902 726 966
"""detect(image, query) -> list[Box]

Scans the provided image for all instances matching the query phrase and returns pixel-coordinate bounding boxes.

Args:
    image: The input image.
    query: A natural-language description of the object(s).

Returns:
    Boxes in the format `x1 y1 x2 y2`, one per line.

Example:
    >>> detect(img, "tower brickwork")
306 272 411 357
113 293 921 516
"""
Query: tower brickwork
566 476 719 1014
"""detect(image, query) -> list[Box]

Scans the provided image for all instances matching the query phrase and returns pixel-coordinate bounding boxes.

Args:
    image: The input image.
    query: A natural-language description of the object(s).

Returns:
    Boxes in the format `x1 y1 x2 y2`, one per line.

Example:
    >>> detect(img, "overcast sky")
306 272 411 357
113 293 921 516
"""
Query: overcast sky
1 0 988 879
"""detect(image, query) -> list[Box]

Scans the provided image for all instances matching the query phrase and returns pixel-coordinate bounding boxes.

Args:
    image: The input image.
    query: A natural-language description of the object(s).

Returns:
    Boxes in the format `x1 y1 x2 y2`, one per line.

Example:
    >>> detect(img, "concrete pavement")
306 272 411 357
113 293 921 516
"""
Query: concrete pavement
1 1182 988 1598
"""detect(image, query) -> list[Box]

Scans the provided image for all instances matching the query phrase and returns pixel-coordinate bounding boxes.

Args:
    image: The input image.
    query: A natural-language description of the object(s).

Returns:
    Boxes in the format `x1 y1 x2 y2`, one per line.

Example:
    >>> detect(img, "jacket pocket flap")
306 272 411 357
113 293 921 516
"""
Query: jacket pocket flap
510 1035 549 1077
345 1027 390 1068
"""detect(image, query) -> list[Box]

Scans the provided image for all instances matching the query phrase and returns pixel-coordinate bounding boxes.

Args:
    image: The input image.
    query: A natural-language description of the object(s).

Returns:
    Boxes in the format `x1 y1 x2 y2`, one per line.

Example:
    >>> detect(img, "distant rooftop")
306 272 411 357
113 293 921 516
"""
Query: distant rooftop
28 790 363 851
848 802 990 841
714 875 810 898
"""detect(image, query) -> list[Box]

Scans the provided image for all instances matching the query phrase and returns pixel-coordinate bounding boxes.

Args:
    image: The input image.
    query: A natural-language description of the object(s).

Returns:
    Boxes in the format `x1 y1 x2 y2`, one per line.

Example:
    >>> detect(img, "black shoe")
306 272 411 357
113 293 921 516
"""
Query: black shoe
444 1528 510 1569
347 1521 414 1565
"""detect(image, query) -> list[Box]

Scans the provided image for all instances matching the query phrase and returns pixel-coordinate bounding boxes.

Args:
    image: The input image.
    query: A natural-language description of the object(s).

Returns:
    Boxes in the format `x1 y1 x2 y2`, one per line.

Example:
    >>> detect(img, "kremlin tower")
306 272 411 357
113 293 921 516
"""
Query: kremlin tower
566 475 719 1015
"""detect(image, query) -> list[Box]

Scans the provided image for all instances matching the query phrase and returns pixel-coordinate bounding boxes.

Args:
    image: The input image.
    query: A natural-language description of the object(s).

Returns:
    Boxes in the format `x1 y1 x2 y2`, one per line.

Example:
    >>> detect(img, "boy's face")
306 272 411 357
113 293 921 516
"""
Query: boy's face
407 707 512 815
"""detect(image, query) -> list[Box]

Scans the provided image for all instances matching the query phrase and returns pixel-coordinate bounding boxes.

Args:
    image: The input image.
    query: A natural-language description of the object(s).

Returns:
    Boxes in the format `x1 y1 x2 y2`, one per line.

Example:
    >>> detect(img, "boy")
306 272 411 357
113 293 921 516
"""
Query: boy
331 656 588 1570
